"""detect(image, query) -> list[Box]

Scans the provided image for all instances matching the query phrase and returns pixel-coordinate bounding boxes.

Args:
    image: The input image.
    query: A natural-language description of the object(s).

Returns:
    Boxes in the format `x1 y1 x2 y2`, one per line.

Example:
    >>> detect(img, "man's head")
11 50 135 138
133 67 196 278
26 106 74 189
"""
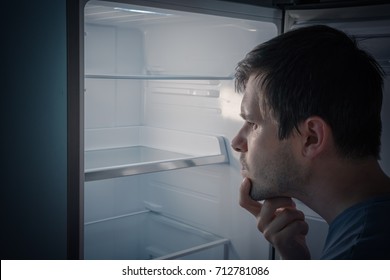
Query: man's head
232 25 384 200
235 25 384 160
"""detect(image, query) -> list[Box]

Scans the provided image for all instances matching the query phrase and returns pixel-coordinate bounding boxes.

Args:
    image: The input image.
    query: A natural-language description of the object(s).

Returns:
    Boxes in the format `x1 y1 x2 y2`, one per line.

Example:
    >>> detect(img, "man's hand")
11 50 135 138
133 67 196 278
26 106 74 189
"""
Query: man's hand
239 177 311 260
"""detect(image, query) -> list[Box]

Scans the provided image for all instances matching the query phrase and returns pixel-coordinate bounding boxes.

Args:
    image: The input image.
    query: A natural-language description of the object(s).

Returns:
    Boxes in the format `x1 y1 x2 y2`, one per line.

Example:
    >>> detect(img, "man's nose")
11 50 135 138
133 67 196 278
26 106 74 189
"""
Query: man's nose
231 132 248 153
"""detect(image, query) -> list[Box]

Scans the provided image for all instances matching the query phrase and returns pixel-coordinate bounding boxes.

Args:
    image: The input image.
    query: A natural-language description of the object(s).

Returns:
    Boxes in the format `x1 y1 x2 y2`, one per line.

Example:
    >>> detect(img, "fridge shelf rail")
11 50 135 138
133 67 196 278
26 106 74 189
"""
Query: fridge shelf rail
85 74 234 80
155 238 230 260
84 127 229 181
85 150 228 181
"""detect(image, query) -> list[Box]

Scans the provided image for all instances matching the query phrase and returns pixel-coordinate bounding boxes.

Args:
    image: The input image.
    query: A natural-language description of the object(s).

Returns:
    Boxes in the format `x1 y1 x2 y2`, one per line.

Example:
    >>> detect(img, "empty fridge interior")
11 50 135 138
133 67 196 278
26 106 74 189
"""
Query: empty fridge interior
83 0 279 259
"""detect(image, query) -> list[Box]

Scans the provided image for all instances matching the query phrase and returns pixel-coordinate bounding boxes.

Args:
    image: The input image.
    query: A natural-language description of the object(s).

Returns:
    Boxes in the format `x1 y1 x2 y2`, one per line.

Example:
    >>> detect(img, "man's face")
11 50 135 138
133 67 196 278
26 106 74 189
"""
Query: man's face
231 75 305 201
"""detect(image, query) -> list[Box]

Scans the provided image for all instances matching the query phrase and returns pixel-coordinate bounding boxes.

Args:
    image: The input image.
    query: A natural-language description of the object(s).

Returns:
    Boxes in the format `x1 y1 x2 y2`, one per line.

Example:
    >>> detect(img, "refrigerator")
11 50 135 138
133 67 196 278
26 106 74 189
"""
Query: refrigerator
79 0 390 260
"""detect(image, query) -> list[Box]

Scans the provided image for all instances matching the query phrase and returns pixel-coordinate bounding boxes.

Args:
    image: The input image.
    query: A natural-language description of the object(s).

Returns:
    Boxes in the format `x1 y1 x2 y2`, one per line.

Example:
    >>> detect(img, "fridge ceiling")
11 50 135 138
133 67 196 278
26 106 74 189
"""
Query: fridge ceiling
85 0 242 29
85 2 179 27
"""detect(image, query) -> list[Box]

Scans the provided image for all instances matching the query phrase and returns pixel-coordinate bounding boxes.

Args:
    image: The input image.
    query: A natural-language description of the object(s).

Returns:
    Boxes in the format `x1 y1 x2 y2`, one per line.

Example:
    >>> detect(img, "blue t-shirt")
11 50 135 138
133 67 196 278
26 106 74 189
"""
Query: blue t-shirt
321 194 390 259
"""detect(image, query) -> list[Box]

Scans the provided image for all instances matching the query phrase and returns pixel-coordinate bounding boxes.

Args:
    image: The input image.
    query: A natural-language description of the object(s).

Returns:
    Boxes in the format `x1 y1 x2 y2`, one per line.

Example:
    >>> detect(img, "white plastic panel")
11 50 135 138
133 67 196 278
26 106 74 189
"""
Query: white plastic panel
85 24 116 74
85 126 224 155
84 23 144 147
140 127 222 156
85 126 139 151
143 20 277 76
84 176 144 223
84 79 143 129
85 24 144 75
84 79 114 128
144 167 222 233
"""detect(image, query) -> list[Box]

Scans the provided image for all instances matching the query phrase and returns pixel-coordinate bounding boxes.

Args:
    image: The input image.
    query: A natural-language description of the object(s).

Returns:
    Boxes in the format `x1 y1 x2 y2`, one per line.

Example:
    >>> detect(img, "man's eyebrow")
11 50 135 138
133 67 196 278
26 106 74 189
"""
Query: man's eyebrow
240 112 254 121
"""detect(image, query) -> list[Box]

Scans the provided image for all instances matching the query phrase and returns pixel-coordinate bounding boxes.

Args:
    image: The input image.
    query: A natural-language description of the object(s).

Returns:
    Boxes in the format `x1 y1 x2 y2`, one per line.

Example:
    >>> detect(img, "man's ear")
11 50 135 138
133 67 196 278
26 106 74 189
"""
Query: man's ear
298 117 330 158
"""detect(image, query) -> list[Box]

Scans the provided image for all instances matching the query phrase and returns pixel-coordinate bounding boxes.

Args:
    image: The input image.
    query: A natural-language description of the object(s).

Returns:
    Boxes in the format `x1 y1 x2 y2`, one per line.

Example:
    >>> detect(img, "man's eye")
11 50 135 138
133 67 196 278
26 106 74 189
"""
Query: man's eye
247 121 257 128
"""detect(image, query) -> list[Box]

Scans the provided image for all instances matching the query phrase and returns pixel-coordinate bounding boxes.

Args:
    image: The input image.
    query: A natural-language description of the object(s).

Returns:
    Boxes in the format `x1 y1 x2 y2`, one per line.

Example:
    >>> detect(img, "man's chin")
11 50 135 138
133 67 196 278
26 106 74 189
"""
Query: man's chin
249 183 281 201
249 185 267 201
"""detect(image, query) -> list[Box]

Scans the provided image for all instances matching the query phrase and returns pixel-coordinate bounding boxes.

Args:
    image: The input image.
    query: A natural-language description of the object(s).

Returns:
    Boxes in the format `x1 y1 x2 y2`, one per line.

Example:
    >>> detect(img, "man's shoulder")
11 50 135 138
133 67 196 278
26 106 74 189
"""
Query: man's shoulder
321 194 390 259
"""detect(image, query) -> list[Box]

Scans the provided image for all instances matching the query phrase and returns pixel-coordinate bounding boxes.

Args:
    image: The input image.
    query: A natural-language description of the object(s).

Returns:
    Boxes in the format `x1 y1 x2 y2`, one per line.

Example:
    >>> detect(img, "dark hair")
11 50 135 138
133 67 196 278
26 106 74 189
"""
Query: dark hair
235 25 384 159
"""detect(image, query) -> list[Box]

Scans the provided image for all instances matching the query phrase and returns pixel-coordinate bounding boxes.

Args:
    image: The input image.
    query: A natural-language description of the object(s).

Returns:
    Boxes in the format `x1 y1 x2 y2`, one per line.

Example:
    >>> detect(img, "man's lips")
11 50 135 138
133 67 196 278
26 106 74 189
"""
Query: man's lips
240 158 249 177
240 170 248 177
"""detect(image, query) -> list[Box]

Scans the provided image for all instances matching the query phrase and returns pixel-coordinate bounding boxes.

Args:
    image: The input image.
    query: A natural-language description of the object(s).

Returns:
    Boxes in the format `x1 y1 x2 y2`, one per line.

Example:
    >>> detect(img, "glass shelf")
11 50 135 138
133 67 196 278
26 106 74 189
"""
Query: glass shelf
85 146 189 170
84 211 229 260
85 145 227 181
84 128 228 181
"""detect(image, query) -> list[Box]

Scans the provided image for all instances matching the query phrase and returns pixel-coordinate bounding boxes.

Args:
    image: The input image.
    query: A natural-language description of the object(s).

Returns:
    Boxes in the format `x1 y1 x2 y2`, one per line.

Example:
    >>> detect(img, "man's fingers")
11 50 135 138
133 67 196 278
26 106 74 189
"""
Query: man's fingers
238 182 310 260
262 207 307 241
239 178 262 217
257 198 296 232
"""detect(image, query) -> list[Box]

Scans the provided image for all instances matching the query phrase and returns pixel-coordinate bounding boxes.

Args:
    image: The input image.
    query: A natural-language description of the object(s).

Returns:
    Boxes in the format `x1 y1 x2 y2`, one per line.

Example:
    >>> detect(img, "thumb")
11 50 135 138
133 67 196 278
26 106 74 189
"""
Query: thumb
239 178 262 217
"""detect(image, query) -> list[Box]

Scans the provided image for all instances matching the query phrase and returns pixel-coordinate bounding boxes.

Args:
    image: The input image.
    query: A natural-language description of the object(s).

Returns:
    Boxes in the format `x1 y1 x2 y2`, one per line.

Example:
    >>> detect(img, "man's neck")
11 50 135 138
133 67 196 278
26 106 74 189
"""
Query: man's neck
298 158 390 224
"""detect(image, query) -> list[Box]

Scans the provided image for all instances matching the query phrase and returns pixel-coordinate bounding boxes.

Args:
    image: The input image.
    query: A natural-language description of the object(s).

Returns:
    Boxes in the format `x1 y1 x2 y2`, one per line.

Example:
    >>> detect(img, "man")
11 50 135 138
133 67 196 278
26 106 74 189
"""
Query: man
231 25 390 259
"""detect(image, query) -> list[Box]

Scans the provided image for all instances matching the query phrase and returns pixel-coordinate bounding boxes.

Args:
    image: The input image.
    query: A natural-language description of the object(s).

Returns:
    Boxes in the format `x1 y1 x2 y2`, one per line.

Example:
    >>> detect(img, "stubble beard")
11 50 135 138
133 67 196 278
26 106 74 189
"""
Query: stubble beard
248 145 306 201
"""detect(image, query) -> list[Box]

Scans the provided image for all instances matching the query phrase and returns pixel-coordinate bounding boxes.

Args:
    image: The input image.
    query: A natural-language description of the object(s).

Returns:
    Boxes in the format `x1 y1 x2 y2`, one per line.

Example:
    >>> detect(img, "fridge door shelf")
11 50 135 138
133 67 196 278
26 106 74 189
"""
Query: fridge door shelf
84 127 229 181
84 210 229 260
